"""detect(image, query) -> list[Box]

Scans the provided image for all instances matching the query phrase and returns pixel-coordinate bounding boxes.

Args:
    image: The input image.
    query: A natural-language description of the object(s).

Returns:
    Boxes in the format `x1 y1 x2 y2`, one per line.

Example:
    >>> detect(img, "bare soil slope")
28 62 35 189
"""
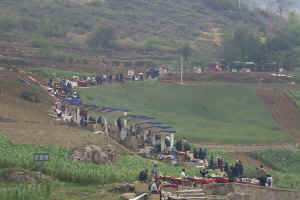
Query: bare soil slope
255 86 300 142
0 70 113 148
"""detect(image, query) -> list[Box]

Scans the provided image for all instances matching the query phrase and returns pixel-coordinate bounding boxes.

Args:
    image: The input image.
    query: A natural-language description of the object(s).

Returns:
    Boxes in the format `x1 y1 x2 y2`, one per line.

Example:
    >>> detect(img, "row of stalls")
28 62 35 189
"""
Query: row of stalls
53 97 177 157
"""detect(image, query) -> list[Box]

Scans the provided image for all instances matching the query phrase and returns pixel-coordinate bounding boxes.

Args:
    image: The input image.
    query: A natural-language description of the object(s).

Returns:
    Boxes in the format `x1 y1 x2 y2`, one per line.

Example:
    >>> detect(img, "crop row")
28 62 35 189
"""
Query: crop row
0 183 51 200
0 135 202 185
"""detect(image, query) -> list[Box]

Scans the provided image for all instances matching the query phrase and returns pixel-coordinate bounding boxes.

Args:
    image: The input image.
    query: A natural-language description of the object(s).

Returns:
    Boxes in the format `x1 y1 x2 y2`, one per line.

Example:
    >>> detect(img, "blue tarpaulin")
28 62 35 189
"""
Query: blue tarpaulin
83 104 98 110
161 130 176 134
103 107 133 112
64 97 82 106
17 78 27 84
154 126 172 129
144 122 164 125
127 114 155 120
143 125 172 129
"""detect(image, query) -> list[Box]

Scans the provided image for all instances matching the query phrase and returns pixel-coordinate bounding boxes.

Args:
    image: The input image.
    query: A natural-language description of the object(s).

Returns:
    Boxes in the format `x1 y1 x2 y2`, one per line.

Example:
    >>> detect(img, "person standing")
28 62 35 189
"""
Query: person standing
266 174 273 187
236 160 244 177
209 156 214 169
139 169 148 182
180 169 186 179
150 164 159 180
117 117 122 132
257 165 266 186
200 168 208 178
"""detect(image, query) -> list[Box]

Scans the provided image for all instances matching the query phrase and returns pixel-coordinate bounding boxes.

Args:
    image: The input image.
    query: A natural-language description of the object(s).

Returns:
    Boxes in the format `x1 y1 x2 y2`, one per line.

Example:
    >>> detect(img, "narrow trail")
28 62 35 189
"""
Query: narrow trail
255 86 300 143
192 143 298 153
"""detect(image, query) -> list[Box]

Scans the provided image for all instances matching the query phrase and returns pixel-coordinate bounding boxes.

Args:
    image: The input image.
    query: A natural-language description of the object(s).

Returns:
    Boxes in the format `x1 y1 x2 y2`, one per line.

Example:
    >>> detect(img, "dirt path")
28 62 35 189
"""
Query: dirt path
255 86 300 142
227 152 273 170
192 143 298 153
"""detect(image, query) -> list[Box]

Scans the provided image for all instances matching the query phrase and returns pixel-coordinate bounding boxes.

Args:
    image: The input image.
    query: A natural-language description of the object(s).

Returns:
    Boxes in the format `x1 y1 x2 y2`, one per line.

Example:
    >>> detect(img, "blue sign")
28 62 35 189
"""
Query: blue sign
33 153 50 162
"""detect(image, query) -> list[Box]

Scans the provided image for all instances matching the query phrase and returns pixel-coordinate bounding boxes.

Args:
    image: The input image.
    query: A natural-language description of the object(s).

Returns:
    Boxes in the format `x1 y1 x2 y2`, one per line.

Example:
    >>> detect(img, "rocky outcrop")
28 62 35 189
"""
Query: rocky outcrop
1 169 41 183
114 183 135 193
120 192 136 200
69 145 116 164
204 183 300 200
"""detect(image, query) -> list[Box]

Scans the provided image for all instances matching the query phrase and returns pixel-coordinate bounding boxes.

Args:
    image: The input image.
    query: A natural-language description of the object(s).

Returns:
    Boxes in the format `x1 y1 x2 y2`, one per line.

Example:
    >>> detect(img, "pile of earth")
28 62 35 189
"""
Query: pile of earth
1 169 42 183
0 116 15 123
69 144 116 164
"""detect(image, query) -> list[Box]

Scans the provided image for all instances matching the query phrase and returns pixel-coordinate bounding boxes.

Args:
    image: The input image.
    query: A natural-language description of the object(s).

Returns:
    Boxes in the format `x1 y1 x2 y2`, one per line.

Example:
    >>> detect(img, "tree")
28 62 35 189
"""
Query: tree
0 15 18 32
179 44 192 61
221 23 264 63
87 25 117 49
265 13 300 70
275 0 296 16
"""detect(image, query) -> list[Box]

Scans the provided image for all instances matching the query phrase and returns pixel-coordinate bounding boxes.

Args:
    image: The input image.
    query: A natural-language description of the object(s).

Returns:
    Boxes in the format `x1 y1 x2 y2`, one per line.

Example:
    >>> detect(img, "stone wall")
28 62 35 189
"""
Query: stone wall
233 183 300 200
203 183 300 200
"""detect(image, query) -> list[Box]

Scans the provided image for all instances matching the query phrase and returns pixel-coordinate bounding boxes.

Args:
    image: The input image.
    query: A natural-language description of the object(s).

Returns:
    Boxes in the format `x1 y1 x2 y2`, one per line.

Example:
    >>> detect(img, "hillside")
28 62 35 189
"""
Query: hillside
0 70 115 147
78 82 292 144
0 0 276 67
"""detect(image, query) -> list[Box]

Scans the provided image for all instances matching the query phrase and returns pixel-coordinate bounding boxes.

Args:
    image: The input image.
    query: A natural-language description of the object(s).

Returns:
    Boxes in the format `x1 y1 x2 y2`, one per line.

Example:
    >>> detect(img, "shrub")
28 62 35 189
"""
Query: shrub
87 25 117 49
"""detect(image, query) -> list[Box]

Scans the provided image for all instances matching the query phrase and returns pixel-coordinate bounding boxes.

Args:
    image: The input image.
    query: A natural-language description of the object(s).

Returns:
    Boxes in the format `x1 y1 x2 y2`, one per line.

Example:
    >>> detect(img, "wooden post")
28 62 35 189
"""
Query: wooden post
161 135 166 153
152 133 156 146
170 134 175 149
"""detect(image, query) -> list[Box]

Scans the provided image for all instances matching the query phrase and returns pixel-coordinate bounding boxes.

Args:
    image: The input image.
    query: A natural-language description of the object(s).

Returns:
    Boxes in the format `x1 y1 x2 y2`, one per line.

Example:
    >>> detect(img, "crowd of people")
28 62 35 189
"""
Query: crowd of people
137 159 273 197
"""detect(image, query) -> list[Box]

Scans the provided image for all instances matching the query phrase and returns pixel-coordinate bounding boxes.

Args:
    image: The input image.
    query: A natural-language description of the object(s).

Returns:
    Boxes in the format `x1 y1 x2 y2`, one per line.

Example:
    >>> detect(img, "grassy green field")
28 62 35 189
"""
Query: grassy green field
250 149 300 174
0 132 210 185
79 82 291 144
285 89 300 108
250 149 300 189
29 67 92 79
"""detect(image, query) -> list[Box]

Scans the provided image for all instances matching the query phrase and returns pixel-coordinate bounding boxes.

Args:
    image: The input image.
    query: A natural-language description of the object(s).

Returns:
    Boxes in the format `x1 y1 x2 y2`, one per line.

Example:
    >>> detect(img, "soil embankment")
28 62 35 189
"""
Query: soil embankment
255 86 300 142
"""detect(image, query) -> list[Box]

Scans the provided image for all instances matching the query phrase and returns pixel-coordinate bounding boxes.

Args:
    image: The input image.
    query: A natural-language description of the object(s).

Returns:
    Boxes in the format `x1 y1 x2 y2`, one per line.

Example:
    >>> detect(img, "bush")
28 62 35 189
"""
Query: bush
21 92 40 103
87 25 117 49
0 15 19 32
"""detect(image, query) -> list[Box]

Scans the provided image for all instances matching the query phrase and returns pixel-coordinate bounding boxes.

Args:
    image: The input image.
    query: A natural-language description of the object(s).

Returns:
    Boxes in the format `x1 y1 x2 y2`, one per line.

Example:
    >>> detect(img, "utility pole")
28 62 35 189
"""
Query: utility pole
238 0 241 9
180 56 183 85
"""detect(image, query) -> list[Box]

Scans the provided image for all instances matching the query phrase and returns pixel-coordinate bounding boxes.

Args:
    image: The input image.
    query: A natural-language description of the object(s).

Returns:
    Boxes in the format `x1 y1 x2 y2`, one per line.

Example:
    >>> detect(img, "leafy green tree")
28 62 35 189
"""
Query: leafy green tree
179 44 192 61
0 15 18 32
265 12 300 70
221 23 264 63
275 0 296 17
87 25 117 49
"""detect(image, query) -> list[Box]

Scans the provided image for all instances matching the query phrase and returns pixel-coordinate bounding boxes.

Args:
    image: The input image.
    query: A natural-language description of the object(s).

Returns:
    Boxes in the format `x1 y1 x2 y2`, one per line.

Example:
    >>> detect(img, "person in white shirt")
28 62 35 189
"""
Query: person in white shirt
266 174 273 187
180 169 186 179
150 181 160 193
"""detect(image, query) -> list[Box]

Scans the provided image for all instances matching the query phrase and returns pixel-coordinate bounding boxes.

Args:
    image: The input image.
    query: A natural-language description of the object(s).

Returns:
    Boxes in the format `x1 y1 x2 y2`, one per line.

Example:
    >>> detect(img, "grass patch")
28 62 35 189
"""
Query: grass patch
285 89 300 108
0 131 299 189
0 183 52 200
0 133 203 185
250 149 300 174
250 149 300 189
79 82 291 144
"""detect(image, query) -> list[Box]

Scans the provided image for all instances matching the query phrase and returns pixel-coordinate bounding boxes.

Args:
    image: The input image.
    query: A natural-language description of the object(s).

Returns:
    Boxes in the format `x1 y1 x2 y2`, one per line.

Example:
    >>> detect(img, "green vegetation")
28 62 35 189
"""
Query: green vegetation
251 149 300 173
0 131 299 190
79 82 291 143
285 89 300 108
250 149 300 189
0 183 52 200
30 67 92 79
222 12 300 70
0 0 276 63
87 25 117 49
221 22 264 63
0 134 203 185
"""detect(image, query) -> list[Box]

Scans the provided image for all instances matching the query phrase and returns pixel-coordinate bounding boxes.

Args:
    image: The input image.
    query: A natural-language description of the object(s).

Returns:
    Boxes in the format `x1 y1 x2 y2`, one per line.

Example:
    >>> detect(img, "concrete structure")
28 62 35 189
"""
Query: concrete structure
203 183 300 200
